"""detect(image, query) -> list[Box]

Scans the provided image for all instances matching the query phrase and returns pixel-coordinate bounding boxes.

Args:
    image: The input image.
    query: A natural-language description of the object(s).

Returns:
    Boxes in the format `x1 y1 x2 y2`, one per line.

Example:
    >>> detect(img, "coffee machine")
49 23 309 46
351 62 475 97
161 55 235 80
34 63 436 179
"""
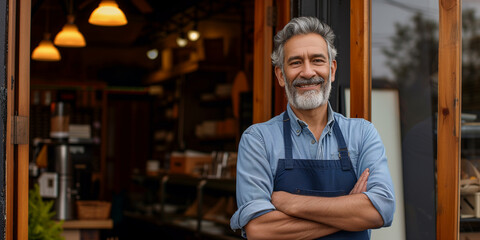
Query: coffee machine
37 102 76 220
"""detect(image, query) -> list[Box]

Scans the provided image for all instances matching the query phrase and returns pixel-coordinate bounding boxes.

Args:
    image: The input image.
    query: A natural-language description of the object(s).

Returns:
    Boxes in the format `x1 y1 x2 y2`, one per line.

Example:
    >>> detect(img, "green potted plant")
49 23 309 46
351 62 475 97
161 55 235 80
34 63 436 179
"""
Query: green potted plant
28 184 64 240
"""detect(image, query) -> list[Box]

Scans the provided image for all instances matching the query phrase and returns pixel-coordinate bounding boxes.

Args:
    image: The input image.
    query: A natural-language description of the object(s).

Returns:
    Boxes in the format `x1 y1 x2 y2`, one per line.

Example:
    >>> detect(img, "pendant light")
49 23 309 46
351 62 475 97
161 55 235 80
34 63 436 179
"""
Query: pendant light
187 9 200 41
54 15 86 47
32 33 61 61
32 1 61 61
176 32 188 47
187 28 200 41
88 0 128 26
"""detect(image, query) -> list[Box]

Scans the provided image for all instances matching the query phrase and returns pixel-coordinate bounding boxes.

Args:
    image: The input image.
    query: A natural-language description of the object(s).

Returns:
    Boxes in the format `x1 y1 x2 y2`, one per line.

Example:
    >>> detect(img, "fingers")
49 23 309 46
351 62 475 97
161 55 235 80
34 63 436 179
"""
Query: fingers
350 168 369 194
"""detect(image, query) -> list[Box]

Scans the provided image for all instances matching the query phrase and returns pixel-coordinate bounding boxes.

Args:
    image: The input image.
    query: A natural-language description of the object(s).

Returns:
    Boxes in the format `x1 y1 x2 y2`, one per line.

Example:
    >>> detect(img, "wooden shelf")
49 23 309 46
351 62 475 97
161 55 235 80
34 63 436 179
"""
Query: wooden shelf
61 219 113 229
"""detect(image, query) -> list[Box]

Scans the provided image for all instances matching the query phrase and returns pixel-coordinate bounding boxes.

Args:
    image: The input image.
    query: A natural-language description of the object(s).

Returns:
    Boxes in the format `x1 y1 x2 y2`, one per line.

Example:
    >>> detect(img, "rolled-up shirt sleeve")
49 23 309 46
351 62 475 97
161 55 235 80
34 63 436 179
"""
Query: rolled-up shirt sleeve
230 127 276 232
358 121 396 227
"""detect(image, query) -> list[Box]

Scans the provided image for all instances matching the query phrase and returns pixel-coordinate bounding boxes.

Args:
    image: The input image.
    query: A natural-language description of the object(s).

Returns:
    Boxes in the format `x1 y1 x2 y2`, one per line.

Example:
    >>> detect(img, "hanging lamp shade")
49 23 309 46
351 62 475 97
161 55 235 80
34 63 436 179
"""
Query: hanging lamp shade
32 33 61 61
176 35 188 47
187 29 200 41
54 15 86 47
88 0 128 26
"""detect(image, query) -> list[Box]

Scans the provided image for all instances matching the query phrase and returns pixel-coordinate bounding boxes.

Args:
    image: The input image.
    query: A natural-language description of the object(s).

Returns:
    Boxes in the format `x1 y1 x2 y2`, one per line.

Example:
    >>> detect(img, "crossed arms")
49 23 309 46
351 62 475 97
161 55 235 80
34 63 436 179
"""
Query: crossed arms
244 169 384 240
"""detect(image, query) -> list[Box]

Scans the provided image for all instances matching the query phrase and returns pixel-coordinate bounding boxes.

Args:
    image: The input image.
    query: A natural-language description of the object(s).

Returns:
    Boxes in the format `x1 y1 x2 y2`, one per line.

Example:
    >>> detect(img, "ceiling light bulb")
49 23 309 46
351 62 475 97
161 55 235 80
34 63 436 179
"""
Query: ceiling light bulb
187 29 200 41
88 0 128 26
32 34 61 61
54 16 86 47
147 49 158 60
176 36 188 47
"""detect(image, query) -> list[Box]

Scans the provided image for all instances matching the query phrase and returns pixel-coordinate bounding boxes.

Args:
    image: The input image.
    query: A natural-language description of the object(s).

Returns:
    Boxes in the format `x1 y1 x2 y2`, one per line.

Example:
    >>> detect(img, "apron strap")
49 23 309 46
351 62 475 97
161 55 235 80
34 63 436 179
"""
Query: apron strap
332 120 352 171
283 112 293 165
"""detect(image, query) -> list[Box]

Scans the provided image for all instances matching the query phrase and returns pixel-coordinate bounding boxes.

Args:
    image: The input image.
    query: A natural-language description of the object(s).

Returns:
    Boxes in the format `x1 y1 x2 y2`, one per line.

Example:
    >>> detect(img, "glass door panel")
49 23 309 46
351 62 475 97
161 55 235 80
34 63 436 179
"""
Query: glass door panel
460 2 480 239
371 1 439 239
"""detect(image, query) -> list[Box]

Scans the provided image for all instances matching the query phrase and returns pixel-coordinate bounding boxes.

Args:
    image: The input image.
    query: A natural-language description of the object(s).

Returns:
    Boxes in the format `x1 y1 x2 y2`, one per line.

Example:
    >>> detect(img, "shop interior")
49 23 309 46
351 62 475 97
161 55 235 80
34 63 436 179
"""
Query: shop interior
28 0 254 239
22 0 480 239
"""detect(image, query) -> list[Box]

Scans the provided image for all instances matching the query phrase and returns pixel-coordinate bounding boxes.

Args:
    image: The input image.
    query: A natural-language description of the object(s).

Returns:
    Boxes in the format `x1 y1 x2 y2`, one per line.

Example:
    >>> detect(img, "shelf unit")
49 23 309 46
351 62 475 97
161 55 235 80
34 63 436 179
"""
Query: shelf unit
127 173 240 239
149 60 242 159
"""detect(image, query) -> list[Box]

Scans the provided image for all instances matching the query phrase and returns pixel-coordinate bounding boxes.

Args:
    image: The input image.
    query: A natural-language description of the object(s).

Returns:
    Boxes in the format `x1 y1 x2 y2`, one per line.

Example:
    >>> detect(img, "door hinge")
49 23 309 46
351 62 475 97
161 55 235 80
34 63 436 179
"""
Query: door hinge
12 115 28 145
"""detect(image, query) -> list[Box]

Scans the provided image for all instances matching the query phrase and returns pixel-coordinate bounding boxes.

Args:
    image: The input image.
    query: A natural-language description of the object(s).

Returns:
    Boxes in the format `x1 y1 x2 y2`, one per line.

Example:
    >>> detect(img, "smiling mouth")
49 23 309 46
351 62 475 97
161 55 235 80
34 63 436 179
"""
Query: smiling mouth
293 77 324 89
295 83 320 88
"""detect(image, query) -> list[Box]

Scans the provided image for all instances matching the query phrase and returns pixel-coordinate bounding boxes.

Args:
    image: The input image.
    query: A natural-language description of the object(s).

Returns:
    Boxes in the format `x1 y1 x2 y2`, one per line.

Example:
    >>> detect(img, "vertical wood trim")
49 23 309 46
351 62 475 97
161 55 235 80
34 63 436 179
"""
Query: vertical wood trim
350 0 371 121
437 0 461 239
253 0 273 124
273 0 290 116
17 0 30 239
6 0 16 239
100 91 108 200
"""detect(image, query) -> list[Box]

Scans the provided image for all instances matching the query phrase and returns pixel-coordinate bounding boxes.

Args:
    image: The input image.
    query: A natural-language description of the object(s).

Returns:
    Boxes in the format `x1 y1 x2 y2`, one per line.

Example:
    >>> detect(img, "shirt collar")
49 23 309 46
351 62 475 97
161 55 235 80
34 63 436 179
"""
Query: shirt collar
286 102 335 136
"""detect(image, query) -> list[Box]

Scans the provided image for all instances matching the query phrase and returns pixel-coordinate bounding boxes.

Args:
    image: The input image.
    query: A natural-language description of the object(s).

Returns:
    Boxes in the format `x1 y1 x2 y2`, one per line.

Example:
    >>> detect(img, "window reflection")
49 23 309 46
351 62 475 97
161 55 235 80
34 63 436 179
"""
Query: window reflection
372 1 438 239
460 2 480 237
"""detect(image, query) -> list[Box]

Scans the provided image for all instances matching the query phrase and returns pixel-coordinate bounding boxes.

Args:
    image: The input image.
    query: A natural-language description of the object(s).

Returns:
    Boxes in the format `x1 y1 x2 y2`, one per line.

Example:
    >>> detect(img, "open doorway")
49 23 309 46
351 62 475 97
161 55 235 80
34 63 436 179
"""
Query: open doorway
29 0 254 239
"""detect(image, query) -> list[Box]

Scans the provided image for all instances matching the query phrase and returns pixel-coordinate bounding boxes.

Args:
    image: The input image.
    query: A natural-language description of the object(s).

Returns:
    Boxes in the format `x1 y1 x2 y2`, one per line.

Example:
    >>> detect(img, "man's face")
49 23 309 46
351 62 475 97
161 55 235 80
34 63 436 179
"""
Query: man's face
275 33 337 110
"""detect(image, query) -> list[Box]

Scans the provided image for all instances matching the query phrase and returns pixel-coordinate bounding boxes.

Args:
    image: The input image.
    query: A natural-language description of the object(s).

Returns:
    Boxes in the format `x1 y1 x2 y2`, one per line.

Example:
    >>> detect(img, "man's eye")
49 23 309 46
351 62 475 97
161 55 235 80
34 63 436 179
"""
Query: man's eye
290 61 301 65
313 59 324 63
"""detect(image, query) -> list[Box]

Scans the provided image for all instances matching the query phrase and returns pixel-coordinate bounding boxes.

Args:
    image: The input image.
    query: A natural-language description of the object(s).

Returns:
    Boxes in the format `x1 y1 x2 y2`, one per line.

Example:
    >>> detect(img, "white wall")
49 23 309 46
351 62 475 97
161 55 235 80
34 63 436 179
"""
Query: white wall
345 89 406 240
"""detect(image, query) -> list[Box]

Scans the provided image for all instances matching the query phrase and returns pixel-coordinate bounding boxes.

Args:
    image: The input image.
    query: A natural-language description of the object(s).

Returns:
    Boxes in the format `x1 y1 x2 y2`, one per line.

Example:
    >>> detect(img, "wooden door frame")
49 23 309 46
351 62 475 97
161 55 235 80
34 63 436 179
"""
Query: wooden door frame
437 0 461 239
253 0 273 124
350 0 371 121
5 0 31 239
2 0 462 239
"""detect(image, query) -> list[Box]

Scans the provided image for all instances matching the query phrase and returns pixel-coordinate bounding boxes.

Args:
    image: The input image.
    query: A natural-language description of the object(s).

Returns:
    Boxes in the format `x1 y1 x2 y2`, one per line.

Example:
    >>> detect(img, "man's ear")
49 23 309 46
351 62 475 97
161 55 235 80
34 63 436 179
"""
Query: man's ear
274 66 286 87
330 60 337 83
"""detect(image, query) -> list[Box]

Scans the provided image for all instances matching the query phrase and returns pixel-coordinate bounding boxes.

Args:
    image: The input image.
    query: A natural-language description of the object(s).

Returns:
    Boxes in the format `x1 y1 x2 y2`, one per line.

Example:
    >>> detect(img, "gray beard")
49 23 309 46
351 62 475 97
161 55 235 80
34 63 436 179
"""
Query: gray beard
283 70 332 110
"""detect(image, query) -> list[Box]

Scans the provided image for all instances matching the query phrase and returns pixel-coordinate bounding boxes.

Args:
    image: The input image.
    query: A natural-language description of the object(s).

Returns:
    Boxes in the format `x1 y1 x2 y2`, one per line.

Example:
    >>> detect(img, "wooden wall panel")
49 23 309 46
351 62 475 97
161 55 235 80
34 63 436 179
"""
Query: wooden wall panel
350 0 371 121
437 0 461 239
17 0 31 239
273 0 290 116
253 0 273 124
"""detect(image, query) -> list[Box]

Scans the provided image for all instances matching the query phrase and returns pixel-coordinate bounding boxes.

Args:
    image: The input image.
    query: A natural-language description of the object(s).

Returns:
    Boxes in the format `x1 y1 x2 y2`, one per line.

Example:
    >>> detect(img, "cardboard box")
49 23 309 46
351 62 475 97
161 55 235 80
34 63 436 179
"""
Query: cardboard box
170 151 212 176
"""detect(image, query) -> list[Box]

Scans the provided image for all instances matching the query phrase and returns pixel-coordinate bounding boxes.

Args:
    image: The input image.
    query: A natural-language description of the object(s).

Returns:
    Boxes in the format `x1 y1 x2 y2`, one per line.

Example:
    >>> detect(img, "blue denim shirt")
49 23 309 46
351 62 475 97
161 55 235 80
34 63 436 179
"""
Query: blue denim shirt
230 103 395 235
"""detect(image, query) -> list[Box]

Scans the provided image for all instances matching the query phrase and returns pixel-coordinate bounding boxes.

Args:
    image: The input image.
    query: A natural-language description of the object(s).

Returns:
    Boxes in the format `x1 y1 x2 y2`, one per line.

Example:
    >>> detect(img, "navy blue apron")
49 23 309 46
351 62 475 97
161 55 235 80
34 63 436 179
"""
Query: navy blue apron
273 112 369 239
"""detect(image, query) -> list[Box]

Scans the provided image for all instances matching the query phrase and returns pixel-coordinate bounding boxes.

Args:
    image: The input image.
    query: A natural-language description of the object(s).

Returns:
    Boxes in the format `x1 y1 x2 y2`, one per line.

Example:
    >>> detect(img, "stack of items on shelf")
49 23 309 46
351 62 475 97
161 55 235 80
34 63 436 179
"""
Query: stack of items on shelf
69 124 91 141
168 150 237 179
460 159 480 218
195 118 236 139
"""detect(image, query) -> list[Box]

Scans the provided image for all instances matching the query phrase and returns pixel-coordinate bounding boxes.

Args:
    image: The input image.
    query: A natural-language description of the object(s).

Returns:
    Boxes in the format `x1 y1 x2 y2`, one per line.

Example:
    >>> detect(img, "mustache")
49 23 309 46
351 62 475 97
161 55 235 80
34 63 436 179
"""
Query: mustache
292 76 325 87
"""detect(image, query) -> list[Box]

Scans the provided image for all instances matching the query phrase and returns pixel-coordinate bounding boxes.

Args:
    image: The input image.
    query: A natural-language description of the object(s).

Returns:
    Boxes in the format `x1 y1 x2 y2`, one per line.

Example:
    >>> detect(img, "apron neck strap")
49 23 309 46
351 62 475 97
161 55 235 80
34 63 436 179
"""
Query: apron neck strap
332 120 352 171
283 112 352 171
283 112 293 160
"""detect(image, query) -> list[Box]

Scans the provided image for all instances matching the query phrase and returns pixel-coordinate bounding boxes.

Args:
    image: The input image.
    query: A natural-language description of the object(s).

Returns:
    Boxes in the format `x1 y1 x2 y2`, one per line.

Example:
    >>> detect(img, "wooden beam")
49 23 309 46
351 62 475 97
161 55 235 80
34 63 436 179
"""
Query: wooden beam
17 0 31 239
350 0 371 121
273 0 290 116
437 0 461 239
253 0 273 123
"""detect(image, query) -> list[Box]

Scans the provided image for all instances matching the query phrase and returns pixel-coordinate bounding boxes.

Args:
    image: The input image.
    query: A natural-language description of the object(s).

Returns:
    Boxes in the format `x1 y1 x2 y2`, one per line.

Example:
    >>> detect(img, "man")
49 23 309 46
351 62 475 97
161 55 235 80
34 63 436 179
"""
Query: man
230 17 395 240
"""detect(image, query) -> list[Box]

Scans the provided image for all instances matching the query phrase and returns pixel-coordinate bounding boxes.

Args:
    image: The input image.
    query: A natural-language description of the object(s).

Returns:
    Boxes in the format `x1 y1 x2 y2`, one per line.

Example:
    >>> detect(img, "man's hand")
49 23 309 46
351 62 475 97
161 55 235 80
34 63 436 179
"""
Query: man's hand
350 168 369 194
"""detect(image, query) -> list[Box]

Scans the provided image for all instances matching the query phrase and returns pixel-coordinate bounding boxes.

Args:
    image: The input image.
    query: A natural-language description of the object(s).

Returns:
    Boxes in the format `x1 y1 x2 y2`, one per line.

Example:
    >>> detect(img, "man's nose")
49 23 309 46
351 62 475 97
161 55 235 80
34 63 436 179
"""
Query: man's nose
300 62 316 79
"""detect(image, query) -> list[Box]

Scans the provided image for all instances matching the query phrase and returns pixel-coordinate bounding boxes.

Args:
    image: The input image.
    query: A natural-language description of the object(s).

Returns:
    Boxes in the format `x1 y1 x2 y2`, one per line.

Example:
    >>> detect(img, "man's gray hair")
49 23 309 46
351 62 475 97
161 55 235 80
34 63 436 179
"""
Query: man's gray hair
271 17 337 68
